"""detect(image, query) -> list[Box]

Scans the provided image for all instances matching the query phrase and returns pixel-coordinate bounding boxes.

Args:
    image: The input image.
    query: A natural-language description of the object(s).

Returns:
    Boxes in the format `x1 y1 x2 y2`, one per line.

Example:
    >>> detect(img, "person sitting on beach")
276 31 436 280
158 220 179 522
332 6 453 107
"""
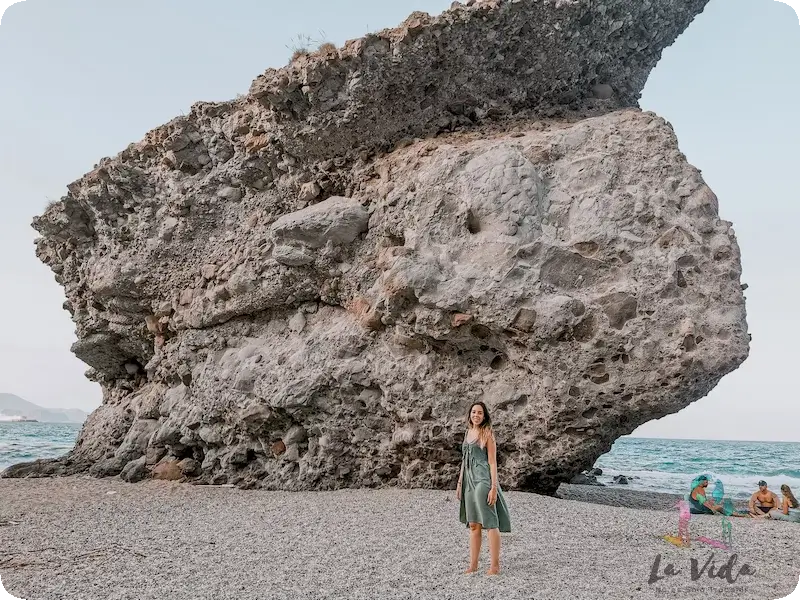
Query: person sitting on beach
748 480 780 518
769 485 800 523
689 475 724 514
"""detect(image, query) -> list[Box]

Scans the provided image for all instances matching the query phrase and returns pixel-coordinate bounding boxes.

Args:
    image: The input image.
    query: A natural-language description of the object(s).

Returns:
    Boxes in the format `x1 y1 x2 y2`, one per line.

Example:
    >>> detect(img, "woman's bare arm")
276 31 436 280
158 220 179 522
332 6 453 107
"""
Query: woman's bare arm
487 434 498 490
456 436 465 500
460 431 470 482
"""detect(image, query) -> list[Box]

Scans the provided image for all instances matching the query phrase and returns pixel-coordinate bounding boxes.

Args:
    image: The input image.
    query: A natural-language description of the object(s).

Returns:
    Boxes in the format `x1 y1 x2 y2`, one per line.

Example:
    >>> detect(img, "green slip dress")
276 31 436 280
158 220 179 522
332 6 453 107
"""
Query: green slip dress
459 434 511 532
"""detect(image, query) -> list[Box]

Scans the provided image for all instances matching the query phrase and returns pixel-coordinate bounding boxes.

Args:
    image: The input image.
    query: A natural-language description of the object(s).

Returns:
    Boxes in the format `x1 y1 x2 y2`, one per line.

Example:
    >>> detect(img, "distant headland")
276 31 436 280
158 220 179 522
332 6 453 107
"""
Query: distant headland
0 393 87 424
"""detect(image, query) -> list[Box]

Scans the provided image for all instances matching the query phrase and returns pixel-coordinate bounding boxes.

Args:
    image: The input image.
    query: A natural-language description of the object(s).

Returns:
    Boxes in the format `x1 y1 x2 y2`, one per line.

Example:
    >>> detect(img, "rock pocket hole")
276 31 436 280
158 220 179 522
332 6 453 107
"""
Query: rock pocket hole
565 427 587 435
676 255 696 268
572 241 599 256
588 362 607 377
472 324 491 340
387 232 406 247
490 354 508 370
573 315 597 342
512 395 528 414
682 335 697 352
466 210 481 234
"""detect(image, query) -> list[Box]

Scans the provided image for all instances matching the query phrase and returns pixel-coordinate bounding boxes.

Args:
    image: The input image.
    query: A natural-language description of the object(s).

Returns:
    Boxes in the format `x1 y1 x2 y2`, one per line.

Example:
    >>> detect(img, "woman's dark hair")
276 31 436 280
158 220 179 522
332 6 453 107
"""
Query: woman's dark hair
465 401 491 427
781 484 799 509
465 402 493 445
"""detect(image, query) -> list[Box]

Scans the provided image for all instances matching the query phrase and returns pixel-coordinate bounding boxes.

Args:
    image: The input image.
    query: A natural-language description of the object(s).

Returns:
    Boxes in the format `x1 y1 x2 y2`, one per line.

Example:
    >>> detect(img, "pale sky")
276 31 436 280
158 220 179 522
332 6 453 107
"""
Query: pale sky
0 0 797 442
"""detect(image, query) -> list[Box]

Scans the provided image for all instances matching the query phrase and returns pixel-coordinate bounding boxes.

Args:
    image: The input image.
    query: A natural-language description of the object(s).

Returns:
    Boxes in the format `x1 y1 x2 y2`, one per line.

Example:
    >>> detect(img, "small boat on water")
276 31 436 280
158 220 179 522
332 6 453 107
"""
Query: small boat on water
0 415 39 423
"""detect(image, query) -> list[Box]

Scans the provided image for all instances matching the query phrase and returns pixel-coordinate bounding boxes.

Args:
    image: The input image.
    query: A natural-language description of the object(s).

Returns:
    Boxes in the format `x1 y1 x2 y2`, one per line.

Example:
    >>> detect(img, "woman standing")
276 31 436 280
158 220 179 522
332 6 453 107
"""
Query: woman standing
456 402 511 575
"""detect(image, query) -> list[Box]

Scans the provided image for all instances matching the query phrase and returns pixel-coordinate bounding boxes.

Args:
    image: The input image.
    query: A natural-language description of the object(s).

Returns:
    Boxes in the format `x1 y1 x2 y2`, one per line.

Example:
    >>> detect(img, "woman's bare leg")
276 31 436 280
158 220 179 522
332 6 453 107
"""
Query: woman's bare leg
466 523 482 573
486 528 501 575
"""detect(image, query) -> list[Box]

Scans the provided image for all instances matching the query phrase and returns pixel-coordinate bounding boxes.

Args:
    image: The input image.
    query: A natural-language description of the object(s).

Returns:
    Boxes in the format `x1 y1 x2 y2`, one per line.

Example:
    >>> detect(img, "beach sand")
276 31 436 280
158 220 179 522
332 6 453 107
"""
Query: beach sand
1 478 798 600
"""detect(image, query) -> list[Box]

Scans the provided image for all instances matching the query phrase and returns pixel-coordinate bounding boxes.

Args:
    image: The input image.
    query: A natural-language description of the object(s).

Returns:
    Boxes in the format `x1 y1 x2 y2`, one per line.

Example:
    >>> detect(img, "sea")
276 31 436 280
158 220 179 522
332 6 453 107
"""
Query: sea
0 425 798 499
592 437 800 499
0 422 82 472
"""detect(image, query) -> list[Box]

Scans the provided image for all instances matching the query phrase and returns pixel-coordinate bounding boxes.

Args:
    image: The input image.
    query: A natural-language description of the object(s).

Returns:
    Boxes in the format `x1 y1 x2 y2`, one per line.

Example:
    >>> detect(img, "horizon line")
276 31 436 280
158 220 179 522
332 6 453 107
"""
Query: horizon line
626 435 799 444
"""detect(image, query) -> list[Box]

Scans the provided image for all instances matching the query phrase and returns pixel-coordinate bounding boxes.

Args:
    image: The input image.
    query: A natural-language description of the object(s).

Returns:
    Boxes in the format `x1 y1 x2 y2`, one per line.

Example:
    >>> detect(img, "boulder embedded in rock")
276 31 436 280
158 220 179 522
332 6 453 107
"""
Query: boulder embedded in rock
270 197 368 249
179 458 200 477
120 457 148 483
152 459 183 481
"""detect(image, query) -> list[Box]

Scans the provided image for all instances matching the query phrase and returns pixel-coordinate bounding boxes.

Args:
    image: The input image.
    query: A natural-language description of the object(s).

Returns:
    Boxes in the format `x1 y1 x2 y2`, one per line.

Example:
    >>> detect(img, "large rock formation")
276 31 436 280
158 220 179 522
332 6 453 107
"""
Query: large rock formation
5 0 749 493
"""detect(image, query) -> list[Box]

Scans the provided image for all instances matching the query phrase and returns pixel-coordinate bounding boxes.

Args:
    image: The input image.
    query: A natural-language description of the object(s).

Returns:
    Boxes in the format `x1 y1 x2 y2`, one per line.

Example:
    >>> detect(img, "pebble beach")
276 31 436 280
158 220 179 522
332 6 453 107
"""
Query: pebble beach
1 478 798 600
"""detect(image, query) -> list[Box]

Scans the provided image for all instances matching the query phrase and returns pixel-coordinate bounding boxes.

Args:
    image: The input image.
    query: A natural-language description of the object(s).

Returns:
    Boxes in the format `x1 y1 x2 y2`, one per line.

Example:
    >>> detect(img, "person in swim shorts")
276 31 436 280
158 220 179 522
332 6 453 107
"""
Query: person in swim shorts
749 480 780 518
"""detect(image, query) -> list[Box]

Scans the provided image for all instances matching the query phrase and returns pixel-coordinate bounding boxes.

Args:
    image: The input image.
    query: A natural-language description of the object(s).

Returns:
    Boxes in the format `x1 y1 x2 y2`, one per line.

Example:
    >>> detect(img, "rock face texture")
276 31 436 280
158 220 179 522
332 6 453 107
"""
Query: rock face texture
6 0 749 493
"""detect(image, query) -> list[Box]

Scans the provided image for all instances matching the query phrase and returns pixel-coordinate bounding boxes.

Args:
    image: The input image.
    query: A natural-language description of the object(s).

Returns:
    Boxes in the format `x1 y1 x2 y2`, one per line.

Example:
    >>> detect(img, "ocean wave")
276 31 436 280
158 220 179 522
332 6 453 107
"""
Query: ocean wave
763 469 800 479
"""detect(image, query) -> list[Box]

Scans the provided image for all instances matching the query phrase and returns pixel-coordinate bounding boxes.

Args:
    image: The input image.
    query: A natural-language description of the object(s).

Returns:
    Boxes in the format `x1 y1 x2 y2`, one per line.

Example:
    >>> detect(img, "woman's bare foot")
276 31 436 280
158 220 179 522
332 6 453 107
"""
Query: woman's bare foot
464 566 478 574
486 568 500 576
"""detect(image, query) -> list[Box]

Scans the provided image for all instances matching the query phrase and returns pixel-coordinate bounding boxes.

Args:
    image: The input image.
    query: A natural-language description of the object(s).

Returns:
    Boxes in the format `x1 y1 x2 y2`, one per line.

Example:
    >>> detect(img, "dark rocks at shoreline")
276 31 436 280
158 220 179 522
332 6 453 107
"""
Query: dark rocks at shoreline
570 472 604 486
